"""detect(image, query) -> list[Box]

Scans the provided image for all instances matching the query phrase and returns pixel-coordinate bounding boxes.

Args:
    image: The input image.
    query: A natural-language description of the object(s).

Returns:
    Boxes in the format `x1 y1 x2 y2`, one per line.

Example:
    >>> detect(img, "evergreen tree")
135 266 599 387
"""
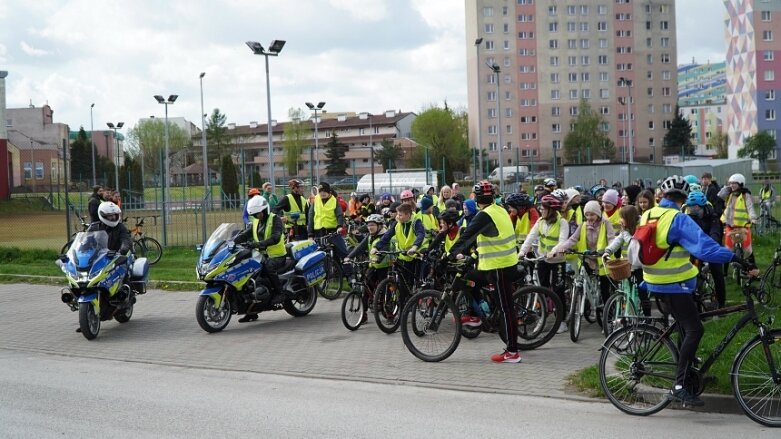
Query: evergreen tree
663 105 694 157
69 128 94 184
221 155 239 208
738 131 777 172
374 138 404 171
324 133 349 176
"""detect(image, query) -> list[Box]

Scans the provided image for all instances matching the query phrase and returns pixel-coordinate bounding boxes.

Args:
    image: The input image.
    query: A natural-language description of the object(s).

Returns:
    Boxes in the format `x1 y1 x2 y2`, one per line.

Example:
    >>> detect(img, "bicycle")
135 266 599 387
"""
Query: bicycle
372 250 427 334
127 217 163 265
340 259 374 331
598 270 781 427
399 256 563 362
60 216 90 254
757 200 780 235
602 259 642 336
729 227 748 283
315 231 346 300
566 250 605 342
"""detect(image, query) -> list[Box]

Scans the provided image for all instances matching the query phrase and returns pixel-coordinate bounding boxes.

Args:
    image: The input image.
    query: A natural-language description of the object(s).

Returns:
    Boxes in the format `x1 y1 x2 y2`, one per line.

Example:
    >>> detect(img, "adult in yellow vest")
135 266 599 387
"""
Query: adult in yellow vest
307 182 349 260
718 173 757 258
233 195 288 321
759 180 775 208
639 175 755 407
275 179 309 240
449 180 522 364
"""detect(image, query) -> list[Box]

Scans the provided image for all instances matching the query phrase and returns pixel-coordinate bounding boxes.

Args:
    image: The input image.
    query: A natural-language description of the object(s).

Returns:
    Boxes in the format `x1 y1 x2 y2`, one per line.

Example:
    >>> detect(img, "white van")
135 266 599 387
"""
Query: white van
488 166 529 182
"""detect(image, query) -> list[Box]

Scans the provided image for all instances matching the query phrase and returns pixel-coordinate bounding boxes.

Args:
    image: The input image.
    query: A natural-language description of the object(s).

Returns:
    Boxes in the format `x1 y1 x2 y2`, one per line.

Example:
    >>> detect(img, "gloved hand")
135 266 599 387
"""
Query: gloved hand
369 247 378 256
406 246 418 256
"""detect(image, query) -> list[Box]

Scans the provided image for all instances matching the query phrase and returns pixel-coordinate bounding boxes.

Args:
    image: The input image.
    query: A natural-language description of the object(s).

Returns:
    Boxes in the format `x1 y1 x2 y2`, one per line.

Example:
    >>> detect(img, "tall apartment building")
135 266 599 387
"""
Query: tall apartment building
677 61 727 156
466 0 678 174
724 0 781 160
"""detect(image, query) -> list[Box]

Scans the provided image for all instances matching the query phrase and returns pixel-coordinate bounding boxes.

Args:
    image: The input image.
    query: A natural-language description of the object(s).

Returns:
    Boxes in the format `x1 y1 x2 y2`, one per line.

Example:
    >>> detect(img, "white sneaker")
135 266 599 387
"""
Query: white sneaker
557 322 568 334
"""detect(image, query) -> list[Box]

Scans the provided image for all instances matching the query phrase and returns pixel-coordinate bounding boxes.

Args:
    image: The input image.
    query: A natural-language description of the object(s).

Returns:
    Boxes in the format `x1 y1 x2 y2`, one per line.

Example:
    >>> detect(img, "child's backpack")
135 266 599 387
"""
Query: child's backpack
633 210 676 265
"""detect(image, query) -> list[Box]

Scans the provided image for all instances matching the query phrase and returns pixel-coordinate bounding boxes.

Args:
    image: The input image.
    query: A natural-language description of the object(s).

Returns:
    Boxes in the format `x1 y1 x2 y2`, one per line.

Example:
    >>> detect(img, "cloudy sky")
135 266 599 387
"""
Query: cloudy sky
1 0 727 135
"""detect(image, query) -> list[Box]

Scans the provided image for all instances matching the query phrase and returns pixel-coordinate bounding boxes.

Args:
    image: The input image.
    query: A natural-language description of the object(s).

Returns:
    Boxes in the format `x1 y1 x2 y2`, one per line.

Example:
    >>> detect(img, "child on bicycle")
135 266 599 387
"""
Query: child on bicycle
372 203 425 305
344 214 390 292
602 205 651 317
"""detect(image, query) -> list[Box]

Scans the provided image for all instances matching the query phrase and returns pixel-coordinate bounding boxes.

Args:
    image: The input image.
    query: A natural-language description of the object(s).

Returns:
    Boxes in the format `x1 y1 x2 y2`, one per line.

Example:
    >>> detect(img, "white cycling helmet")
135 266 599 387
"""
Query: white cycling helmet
246 196 270 216
366 214 384 225
551 189 568 203
98 202 122 228
544 178 557 188
659 175 689 197
728 173 746 186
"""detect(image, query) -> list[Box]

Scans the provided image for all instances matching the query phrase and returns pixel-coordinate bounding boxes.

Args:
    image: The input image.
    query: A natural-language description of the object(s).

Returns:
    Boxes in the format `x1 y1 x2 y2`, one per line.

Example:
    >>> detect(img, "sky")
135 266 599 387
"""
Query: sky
1 0 728 137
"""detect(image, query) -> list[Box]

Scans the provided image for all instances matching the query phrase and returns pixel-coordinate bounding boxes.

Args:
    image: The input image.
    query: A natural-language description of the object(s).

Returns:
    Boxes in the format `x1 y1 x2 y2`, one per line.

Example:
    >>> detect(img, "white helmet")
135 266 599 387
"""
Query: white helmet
247 196 270 216
728 173 746 186
98 202 121 228
551 189 568 203
544 178 557 188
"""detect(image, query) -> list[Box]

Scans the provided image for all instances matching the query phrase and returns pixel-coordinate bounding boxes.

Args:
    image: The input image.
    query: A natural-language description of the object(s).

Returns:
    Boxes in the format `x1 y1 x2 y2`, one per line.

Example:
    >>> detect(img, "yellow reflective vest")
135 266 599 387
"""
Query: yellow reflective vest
251 213 286 258
515 211 533 243
640 206 699 284
314 195 338 230
395 219 421 262
286 193 308 226
721 192 751 227
476 204 517 271
368 234 390 269
537 214 562 256
576 220 609 276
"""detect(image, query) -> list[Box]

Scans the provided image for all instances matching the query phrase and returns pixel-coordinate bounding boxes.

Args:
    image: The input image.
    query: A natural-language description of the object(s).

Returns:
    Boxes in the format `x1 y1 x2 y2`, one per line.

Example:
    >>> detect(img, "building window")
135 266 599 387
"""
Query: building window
661 37 670 47
569 106 579 116
581 38 590 48
599 38 608 48
505 108 513 117
567 39 577 49
552 123 561 133
598 5 607 15
487 91 497 101
23 162 32 179
662 87 671 96
647 54 653 64
600 89 609 99
488 142 497 151
504 56 511 67
661 53 671 63
568 56 577 66
648 104 655 113
766 109 776 121
549 22 559 32
762 10 771 21
647 87 654 97
616 13 631 20
504 40 510 50
763 30 773 41
485 40 494 50
582 89 591 99
600 106 610 115
517 0 534 4
485 23 495 33
520 116 538 123
598 55 609 64
548 5 557 15
506 125 513 134
550 56 559 66
580 5 589 15
765 50 775 61
488 108 497 118
551 89 561 100
550 39 559 49
616 30 631 37
518 48 535 56
503 5 509 16
35 161 44 180
580 22 589 31
581 55 590 65
550 72 560 83
568 72 577 82
567 5 576 15
649 121 655 130
662 70 671 80
660 21 669 30
483 7 494 16
567 21 576 32
647 71 654 80
767 90 777 100
505 91 512 100
581 72 590 81
488 125 497 134
569 89 578 99
600 71 609 81
765 70 776 81
488 73 496 84
598 21 607 31
518 31 534 39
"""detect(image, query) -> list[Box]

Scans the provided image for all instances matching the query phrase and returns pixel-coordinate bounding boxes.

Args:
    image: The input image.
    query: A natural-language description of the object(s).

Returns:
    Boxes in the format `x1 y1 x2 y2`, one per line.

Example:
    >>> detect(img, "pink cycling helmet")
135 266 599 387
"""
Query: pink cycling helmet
400 190 414 200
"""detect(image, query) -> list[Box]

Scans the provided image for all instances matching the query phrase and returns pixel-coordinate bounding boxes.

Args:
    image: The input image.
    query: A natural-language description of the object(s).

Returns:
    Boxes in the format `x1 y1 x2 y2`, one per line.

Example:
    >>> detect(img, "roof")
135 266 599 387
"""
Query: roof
667 158 751 168
171 163 218 175
225 111 416 137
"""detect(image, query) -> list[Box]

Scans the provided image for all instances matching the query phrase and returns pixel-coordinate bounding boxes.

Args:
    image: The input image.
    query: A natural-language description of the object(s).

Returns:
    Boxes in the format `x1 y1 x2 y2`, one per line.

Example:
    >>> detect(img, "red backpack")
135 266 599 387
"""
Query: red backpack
633 210 676 265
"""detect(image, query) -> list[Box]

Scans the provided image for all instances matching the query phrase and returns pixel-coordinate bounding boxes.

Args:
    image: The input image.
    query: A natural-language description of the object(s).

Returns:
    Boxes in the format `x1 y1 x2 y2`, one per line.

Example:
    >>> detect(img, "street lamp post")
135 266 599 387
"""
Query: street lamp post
619 77 634 163
247 40 286 192
199 72 209 244
106 122 124 194
368 113 375 196
487 61 503 190
154 94 178 247
306 101 326 184
474 38 484 180
90 103 97 186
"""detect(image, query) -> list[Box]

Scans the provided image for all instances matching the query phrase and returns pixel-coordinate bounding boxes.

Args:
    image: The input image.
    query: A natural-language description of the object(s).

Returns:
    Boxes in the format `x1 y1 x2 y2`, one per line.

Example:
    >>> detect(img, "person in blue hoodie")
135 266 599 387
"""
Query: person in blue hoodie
639 175 756 408
461 198 478 228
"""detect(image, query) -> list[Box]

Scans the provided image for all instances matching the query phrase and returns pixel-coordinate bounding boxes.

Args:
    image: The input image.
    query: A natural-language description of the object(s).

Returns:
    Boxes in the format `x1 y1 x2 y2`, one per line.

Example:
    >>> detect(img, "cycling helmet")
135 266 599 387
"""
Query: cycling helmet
365 214 384 225
689 183 702 193
358 193 371 203
544 178 557 188
288 179 303 188
505 193 533 210
728 173 746 186
574 185 584 193
533 184 545 193
98 202 122 228
551 189 568 203
400 190 414 200
684 175 699 185
473 180 494 197
659 175 690 197
590 184 607 197
248 187 261 197
686 191 707 207
380 192 392 201
439 209 460 225
247 196 270 216
540 194 563 210
444 199 460 210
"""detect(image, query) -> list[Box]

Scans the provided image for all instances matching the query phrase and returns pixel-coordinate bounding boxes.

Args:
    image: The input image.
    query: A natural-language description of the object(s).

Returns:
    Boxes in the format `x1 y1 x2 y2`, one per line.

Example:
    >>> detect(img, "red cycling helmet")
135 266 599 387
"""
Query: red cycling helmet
472 180 494 197
540 194 563 210
248 188 261 197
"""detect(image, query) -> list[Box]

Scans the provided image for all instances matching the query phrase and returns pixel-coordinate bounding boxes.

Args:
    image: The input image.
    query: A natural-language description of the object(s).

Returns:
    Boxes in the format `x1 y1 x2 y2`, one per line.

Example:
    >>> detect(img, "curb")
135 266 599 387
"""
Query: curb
0 274 199 290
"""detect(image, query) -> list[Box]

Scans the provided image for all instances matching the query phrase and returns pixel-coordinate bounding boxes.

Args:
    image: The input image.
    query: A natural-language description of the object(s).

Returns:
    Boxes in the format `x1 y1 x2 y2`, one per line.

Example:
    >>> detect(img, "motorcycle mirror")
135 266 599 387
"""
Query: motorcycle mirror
115 255 128 266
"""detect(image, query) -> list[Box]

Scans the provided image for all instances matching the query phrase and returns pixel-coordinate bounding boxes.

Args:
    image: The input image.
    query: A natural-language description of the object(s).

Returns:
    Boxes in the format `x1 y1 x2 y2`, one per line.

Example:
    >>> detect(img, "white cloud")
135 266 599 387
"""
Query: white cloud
412 0 464 32
20 41 51 57
328 0 389 21
0 43 7 63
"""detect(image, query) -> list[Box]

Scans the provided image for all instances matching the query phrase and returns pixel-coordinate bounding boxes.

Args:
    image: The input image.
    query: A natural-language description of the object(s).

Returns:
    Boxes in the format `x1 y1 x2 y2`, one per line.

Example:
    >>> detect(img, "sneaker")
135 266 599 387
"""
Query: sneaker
667 387 704 407
557 322 568 334
491 350 522 363
460 315 482 327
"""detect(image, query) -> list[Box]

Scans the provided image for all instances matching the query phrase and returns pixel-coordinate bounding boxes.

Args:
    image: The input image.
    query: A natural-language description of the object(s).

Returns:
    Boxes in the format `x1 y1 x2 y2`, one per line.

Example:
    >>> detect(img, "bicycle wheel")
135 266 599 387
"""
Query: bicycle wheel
455 291 482 339
731 328 781 427
341 291 366 331
320 256 344 300
599 324 678 416
602 293 638 337
760 264 781 310
569 285 583 343
139 237 162 264
373 278 402 334
514 285 563 350
400 290 461 362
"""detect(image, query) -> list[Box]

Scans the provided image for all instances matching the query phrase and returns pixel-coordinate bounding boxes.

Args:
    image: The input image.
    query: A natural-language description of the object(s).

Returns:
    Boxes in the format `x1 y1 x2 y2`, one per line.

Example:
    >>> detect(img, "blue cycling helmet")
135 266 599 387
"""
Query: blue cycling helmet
689 183 702 193
686 191 707 207
590 184 607 197
574 185 584 193
684 175 699 185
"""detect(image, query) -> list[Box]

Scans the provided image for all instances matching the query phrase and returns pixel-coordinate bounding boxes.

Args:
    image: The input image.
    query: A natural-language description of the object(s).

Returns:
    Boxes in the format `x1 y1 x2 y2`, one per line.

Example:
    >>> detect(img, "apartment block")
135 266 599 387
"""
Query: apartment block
466 0 678 173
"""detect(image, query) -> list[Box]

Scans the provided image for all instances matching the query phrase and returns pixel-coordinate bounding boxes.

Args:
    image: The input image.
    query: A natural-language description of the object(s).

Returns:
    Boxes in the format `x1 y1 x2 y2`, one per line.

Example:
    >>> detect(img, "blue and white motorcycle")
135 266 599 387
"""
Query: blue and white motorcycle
57 230 149 340
195 223 327 333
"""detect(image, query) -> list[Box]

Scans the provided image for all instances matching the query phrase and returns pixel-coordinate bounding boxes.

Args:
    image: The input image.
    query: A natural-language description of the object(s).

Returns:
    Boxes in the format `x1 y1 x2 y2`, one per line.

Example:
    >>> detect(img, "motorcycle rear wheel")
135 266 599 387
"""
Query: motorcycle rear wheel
196 294 232 333
78 302 100 340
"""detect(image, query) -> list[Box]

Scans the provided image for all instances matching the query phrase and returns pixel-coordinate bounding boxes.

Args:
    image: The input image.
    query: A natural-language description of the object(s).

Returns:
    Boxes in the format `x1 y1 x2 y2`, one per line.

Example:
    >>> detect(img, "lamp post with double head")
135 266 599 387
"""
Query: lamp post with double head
474 38 484 180
247 39 285 193
106 122 124 194
199 72 209 244
154 94 177 246
619 77 634 163
306 101 326 185
487 61 503 190
90 103 97 186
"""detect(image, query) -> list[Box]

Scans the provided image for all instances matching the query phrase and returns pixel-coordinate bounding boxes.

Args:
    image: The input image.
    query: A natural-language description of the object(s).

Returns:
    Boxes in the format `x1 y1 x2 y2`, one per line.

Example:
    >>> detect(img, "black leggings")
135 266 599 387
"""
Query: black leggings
537 261 566 309
658 293 704 388
465 266 519 352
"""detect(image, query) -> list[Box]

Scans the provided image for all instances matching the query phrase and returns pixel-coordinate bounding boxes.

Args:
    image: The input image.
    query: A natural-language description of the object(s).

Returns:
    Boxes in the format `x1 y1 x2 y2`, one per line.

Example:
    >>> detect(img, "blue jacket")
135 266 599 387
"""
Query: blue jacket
645 198 734 294
242 200 251 225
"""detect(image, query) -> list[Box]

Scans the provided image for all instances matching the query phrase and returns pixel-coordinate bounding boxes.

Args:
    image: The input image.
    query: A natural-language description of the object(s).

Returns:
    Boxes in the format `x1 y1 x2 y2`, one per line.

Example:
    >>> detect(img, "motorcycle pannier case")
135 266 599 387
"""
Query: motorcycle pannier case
295 251 327 286
288 240 318 261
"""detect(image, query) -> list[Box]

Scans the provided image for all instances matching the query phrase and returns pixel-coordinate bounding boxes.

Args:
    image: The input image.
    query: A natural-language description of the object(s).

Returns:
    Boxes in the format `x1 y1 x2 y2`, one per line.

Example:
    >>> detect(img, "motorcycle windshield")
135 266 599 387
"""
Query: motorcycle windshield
201 223 242 263
68 231 109 270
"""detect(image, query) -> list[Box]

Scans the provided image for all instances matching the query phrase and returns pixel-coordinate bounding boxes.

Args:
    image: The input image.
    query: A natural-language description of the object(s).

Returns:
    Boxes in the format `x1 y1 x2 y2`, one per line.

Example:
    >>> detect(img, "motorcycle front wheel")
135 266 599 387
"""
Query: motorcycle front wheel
196 293 232 333
78 302 100 340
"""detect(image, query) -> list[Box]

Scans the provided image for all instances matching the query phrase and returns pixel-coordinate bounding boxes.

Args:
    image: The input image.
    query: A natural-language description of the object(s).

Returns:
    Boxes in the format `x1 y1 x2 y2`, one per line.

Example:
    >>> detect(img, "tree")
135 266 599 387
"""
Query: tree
206 108 229 164
283 107 308 175
738 131 777 172
663 105 694 157
410 105 471 184
221 155 239 207
563 99 614 164
708 130 729 159
69 128 93 183
324 133 349 176
374 138 404 171
125 118 190 183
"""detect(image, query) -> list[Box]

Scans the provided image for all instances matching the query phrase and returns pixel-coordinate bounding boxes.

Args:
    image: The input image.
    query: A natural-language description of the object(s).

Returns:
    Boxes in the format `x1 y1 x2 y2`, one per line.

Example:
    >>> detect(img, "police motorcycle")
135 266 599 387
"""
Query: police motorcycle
56 230 149 340
195 223 327 333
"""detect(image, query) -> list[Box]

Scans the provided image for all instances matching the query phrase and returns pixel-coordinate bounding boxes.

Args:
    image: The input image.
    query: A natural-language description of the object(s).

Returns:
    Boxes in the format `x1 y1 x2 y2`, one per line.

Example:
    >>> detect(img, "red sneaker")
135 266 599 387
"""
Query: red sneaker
491 350 522 363
460 315 482 327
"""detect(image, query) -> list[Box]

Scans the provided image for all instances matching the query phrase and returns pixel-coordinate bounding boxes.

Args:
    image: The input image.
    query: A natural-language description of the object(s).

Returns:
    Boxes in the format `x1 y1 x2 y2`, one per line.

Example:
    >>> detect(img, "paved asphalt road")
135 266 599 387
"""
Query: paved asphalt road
1 350 777 438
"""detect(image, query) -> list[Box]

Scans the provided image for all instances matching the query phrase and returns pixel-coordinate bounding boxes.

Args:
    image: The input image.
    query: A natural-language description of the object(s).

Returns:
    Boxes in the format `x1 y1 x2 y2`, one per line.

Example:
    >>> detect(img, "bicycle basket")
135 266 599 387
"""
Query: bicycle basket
605 258 631 281
728 228 747 245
